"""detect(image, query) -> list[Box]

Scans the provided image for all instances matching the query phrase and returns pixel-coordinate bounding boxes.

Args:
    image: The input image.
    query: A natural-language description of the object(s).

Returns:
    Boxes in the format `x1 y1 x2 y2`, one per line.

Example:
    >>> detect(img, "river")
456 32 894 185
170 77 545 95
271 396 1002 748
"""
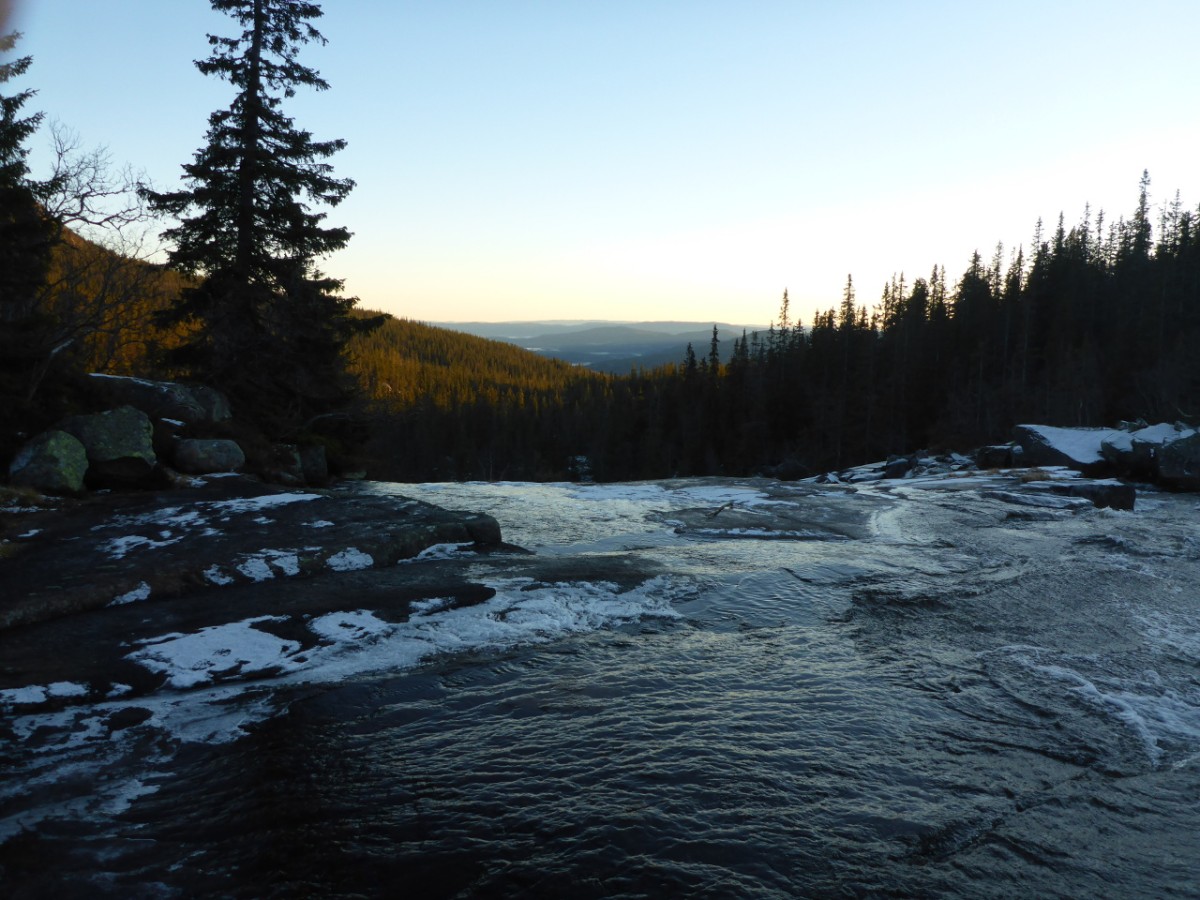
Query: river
3 473 1200 897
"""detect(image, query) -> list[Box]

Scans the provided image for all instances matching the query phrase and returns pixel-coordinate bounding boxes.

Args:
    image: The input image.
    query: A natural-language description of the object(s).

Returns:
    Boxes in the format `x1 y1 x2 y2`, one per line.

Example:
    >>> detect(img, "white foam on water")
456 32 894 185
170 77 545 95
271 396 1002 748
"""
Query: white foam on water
1006 641 1200 768
378 480 787 551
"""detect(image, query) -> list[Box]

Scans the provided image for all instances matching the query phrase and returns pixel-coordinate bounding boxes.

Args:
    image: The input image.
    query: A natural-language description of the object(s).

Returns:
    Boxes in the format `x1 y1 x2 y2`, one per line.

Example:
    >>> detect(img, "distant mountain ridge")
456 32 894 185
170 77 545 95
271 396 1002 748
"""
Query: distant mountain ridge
434 320 768 373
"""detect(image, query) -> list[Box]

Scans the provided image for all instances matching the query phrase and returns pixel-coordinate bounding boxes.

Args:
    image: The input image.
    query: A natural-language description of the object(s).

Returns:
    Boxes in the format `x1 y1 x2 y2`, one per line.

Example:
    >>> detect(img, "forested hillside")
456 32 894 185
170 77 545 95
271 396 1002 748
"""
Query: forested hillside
347 316 614 481
351 173 1200 483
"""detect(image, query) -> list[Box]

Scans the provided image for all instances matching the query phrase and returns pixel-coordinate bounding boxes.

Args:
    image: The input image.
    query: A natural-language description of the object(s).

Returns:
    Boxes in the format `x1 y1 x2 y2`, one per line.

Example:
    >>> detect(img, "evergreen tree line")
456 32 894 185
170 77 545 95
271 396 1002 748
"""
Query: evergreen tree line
357 173 1200 483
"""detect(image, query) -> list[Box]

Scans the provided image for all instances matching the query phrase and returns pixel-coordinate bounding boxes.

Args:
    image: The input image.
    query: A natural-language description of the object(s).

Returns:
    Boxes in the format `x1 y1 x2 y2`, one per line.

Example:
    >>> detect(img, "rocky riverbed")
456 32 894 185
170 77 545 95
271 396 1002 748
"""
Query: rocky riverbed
4 447 1200 897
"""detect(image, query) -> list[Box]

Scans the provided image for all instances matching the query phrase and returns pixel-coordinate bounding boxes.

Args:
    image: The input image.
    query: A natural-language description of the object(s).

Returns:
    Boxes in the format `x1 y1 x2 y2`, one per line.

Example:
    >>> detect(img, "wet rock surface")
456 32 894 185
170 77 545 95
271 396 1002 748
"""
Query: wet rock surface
0 476 503 632
5 465 1198 899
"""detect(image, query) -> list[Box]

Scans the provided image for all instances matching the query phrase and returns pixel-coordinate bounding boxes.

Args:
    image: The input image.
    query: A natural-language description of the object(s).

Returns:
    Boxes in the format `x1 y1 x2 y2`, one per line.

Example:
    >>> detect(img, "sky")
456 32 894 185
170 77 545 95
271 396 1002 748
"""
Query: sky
8 1 1200 326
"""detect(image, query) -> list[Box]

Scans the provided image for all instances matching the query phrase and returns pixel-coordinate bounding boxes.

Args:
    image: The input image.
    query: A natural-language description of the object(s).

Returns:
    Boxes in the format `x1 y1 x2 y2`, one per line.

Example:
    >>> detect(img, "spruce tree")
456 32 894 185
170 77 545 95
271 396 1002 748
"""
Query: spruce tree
0 33 54 343
147 0 378 435
0 34 59 448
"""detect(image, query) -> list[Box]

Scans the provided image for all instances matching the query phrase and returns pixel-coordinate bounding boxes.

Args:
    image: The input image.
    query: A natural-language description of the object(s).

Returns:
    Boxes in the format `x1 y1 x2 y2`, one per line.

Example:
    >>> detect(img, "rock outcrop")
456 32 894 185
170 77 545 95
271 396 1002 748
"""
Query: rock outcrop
7 431 89 496
0 478 504 631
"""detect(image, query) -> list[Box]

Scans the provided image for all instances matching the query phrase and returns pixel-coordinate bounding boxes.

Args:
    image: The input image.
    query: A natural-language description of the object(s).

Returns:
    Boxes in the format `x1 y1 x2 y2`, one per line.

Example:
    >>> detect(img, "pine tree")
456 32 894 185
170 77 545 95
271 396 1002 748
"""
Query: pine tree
147 0 378 435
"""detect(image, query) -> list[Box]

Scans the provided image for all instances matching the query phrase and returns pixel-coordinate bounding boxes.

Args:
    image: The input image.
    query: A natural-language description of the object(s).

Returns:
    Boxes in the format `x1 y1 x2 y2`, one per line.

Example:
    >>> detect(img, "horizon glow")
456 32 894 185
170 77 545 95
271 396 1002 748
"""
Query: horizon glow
10 1 1200 326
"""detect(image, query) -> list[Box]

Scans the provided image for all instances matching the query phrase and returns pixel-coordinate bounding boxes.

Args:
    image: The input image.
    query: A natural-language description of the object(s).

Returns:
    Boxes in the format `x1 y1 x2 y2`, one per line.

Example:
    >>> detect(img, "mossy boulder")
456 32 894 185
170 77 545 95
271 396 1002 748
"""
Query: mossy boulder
59 405 157 488
7 430 89 495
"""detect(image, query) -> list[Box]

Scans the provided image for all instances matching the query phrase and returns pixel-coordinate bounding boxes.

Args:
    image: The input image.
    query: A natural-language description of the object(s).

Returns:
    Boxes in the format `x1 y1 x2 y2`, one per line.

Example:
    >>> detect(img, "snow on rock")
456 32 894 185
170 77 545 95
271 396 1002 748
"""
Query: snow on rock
326 548 374 571
110 581 152 607
236 557 275 582
0 681 90 708
1012 424 1122 476
308 609 397 643
204 566 235 586
208 492 321 516
1158 431 1200 490
127 616 303 689
398 543 474 563
235 549 302 581
1101 422 1193 474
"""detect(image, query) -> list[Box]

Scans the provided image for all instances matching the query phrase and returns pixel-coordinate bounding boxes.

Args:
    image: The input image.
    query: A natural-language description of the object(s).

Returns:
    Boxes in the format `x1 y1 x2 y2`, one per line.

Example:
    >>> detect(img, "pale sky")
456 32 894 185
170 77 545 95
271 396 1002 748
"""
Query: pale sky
10 1 1200 325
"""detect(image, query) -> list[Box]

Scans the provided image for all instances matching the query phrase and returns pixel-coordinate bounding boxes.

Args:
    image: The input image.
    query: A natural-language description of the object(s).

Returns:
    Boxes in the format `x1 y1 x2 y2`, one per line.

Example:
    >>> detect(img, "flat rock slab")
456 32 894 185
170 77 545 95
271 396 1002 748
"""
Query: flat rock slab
0 477 502 631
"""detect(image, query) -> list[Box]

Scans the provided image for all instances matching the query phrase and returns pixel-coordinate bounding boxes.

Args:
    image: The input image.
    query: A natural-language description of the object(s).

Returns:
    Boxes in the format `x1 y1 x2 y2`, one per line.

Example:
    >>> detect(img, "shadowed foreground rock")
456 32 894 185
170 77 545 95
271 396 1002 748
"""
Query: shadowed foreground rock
0 477 502 631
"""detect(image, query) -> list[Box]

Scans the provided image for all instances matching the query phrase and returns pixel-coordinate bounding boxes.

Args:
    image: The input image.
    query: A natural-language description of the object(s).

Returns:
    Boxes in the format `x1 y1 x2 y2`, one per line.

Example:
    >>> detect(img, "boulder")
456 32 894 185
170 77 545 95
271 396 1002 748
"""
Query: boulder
1157 432 1200 491
173 439 246 474
1101 422 1189 477
976 444 1015 469
7 430 89 495
299 444 328 486
59 405 157 488
1064 480 1137 511
86 374 232 426
769 459 810 481
1011 424 1120 477
882 456 915 479
264 443 305 486
1026 479 1137 511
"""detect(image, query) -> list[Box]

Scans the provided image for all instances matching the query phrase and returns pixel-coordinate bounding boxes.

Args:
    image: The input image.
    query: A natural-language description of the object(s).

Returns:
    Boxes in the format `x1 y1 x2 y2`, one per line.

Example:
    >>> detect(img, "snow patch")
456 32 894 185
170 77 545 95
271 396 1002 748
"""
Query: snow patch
327 547 373 571
100 533 183 559
128 616 302 689
0 681 89 708
110 581 152 607
204 566 234 586
208 493 320 514
309 609 396 643
399 543 474 563
236 557 275 582
1019 424 1120 466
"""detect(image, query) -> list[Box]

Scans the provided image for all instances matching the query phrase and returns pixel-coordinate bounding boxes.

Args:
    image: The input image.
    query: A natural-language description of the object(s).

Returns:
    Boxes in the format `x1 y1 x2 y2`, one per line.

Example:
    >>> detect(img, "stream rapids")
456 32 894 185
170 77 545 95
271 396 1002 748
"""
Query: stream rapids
3 473 1200 897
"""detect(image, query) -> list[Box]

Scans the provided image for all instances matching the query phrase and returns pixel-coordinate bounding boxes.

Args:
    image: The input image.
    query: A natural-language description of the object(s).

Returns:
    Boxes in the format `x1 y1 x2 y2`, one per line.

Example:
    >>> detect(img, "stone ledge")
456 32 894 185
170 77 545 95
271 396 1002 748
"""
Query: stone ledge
0 477 503 631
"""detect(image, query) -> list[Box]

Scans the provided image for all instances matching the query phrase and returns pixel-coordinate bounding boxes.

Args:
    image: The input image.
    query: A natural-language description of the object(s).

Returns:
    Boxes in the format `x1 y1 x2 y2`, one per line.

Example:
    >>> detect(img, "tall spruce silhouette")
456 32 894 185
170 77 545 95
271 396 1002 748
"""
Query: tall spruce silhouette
147 0 379 435
0 33 54 355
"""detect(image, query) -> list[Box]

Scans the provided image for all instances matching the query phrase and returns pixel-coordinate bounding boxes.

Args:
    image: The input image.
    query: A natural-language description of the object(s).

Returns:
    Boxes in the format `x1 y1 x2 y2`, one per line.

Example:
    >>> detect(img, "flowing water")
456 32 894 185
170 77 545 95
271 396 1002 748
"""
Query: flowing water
3 476 1200 897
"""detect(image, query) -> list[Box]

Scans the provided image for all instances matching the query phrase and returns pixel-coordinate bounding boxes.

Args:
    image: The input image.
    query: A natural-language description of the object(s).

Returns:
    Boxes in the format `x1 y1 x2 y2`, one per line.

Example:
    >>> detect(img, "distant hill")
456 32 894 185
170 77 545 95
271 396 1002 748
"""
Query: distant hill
347 314 606 408
434 320 767 373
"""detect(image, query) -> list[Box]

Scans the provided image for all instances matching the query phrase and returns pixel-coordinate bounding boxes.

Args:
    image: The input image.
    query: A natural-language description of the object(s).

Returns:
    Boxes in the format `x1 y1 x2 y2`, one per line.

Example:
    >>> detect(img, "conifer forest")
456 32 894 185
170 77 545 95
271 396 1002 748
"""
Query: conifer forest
356 173 1200 483
4 3 1200 484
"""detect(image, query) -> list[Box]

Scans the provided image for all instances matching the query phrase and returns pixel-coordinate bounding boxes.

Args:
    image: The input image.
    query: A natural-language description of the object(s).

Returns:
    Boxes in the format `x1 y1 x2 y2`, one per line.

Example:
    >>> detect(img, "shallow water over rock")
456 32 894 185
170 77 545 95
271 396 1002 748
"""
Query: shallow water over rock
3 474 1200 897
